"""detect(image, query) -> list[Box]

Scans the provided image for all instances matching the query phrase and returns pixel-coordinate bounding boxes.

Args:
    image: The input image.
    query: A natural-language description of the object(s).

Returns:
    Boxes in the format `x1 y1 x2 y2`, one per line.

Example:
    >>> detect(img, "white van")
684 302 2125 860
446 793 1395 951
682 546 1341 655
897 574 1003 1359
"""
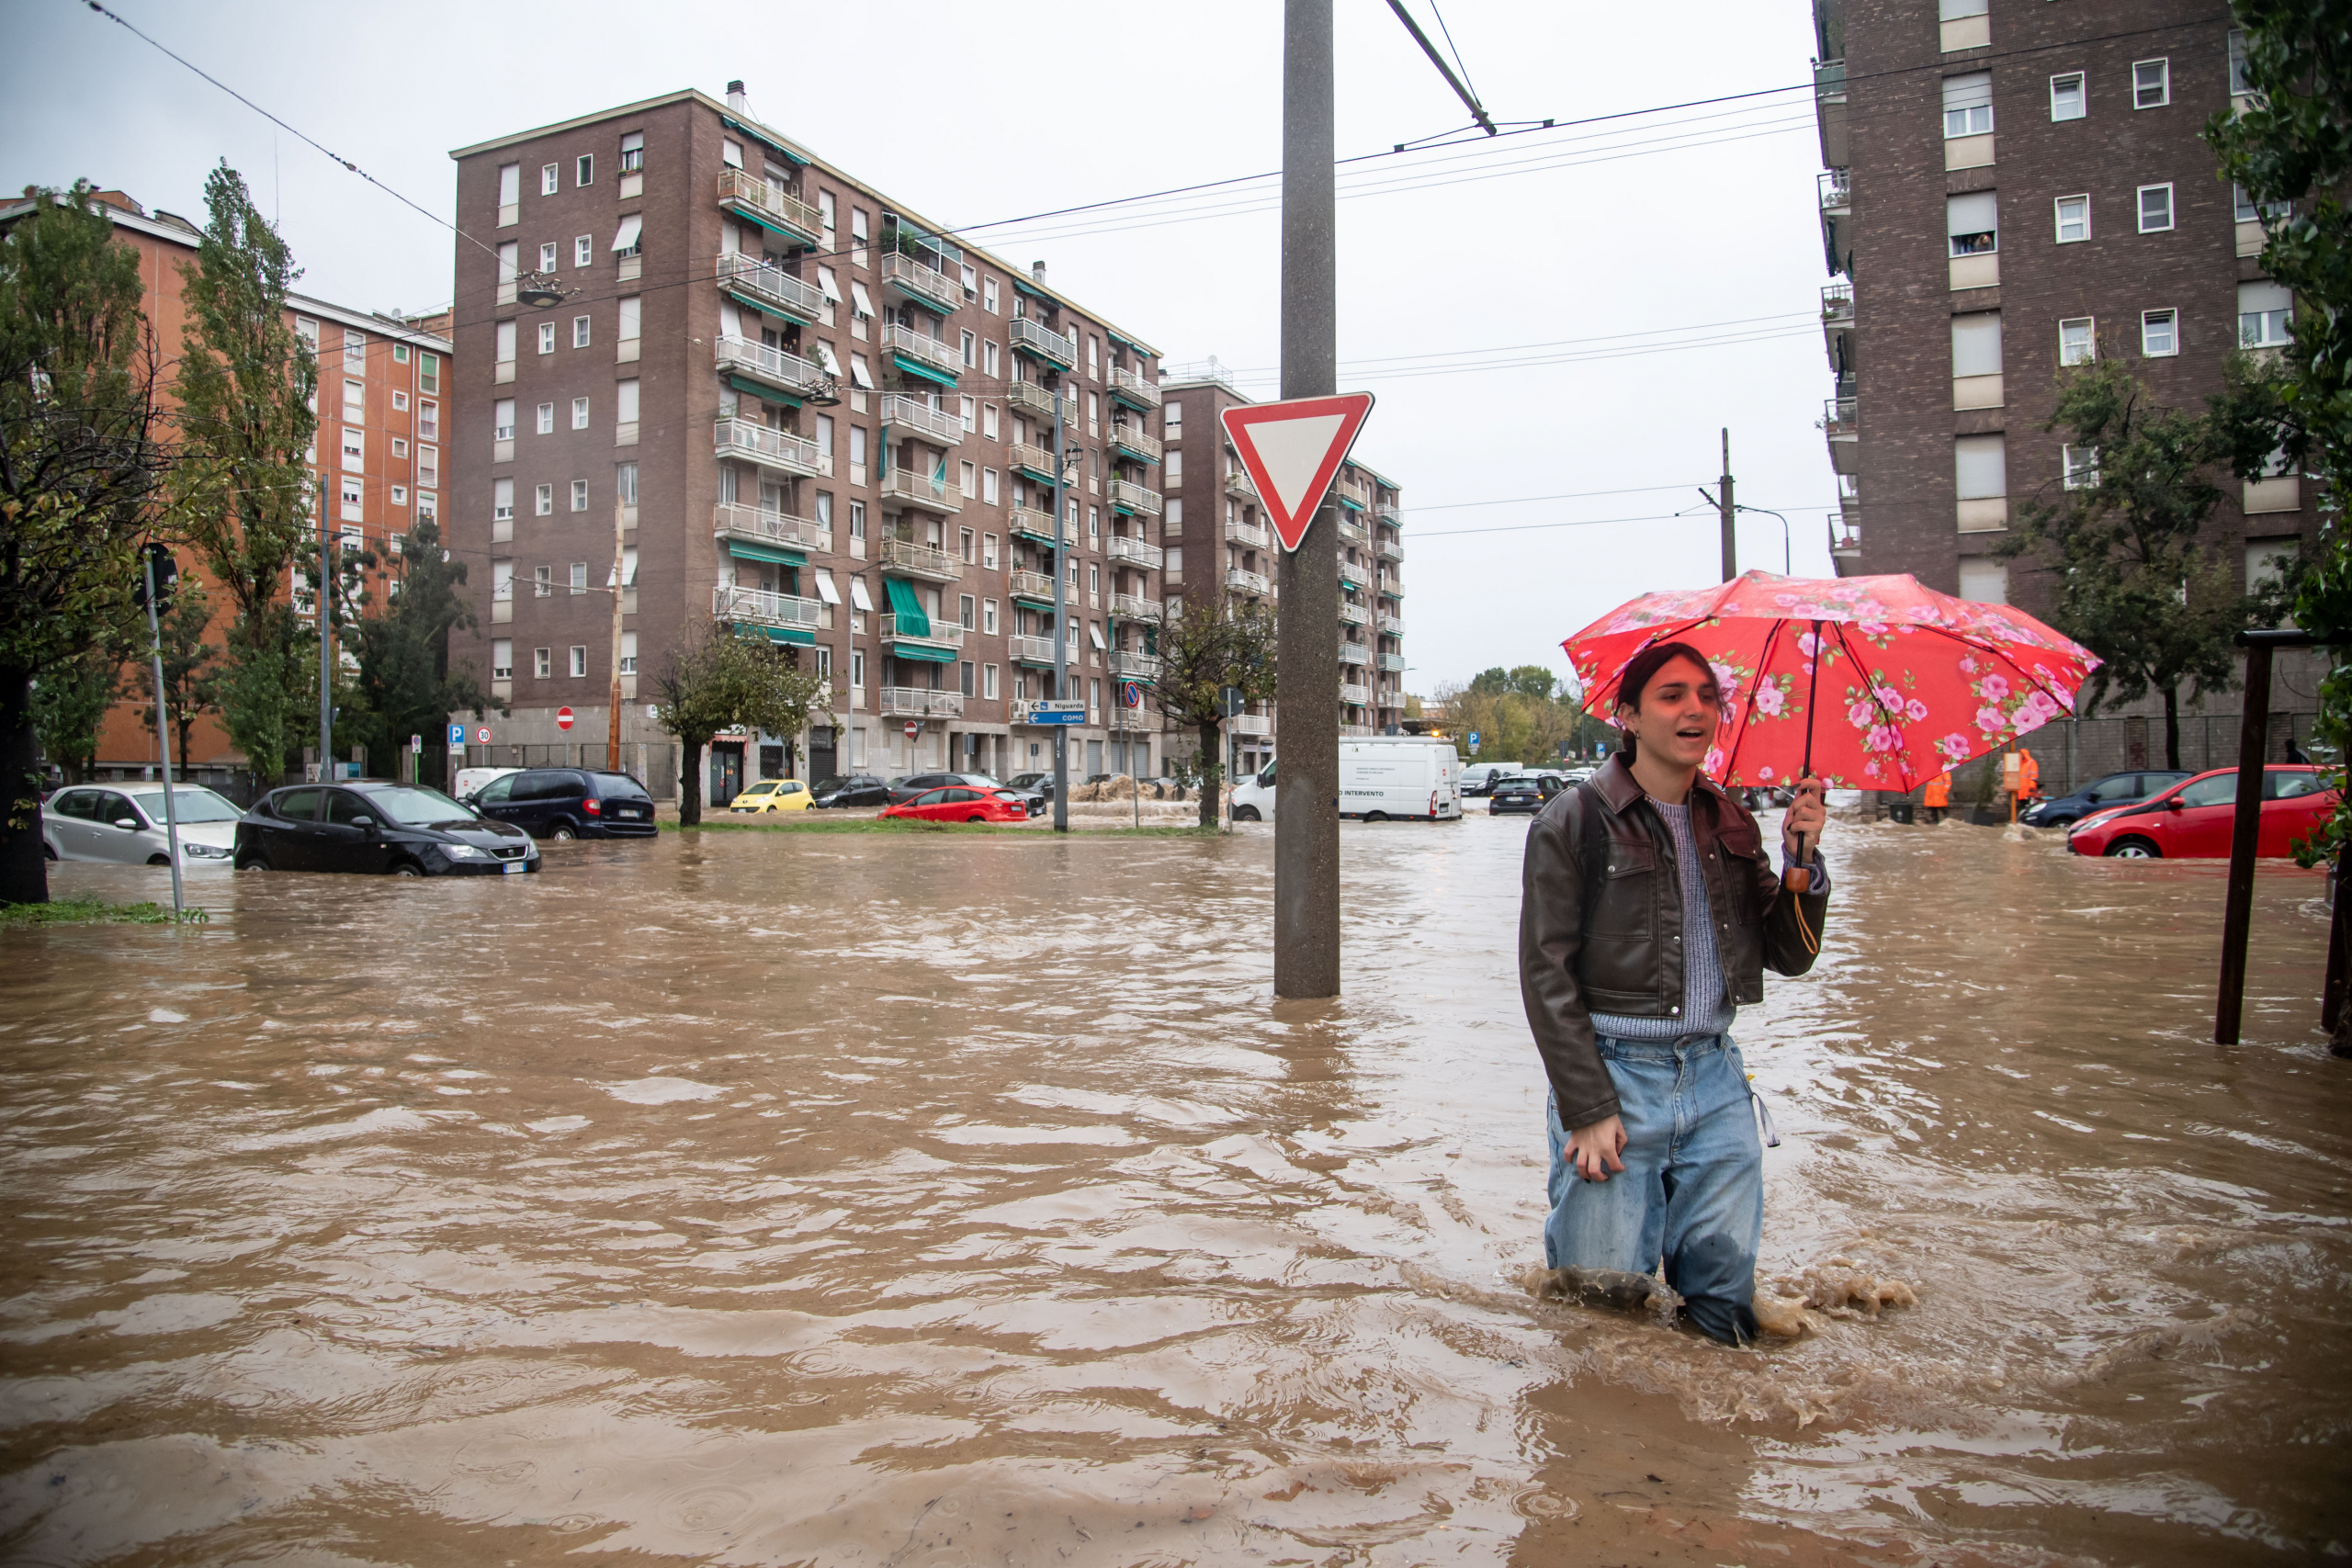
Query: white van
1229 738 1462 822
452 766 523 803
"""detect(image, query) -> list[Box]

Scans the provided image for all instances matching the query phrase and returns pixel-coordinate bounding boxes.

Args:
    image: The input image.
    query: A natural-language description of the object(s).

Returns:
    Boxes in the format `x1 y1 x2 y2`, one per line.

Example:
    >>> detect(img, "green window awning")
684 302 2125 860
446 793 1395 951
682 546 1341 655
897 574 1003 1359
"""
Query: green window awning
1012 276 1052 300
891 352 958 389
883 576 931 636
724 373 801 407
726 285 812 323
733 206 818 244
894 645 956 664
729 539 806 567
760 625 816 646
720 115 809 166
1338 492 1366 512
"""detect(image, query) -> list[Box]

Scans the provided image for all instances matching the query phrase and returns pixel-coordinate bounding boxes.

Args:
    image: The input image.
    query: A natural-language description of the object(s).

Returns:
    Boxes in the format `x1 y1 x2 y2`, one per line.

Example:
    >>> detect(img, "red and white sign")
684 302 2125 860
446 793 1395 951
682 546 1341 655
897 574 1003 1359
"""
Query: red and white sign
1219 391 1375 551
555 706 575 731
903 720 920 740
475 727 492 745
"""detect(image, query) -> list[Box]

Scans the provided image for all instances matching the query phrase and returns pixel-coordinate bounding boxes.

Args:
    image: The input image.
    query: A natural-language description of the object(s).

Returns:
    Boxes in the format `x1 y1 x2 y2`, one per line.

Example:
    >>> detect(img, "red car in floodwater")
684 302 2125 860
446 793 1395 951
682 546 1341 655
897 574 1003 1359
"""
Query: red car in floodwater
879 785 1030 825
2065 764 2337 859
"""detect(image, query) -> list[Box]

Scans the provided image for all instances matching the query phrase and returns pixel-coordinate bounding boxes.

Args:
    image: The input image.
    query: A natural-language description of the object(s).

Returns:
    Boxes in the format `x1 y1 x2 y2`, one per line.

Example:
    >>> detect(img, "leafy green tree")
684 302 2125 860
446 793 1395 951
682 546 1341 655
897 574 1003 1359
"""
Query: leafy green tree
1154 602 1279 826
1996 355 2288 768
32 646 124 784
344 521 492 785
653 626 832 826
170 163 316 790
140 574 216 769
1469 664 1559 702
0 182 169 903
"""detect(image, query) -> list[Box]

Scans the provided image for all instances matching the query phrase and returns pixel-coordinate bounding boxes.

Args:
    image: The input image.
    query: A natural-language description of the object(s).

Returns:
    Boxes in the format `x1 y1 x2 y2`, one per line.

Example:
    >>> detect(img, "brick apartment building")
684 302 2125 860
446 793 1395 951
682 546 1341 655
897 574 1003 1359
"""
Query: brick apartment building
1155 368 1408 780
0 187 450 786
447 86 1175 800
1811 0 2322 773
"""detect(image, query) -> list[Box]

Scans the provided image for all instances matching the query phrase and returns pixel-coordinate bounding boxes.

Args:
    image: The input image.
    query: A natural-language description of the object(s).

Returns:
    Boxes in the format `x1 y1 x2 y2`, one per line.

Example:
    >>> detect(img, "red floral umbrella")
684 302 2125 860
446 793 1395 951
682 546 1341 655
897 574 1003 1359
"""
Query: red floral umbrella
1561 570 2101 792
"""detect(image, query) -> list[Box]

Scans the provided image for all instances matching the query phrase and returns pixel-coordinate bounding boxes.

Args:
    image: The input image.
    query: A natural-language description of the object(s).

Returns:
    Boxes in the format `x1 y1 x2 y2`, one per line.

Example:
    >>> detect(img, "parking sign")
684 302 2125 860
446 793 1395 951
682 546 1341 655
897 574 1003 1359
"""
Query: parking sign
447 723 466 747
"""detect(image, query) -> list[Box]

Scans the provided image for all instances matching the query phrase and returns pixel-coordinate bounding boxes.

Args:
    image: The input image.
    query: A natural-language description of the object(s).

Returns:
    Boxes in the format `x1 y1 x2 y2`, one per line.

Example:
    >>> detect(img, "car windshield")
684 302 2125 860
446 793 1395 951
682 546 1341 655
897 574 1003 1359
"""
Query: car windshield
124 786 242 824
960 773 1004 788
739 780 777 795
362 785 478 826
812 776 853 793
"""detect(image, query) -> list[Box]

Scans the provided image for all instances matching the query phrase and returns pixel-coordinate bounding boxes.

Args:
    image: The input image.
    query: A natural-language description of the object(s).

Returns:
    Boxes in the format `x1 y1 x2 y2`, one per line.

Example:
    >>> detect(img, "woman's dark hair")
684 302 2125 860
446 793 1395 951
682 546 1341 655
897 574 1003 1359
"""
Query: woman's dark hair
1610 641 1716 761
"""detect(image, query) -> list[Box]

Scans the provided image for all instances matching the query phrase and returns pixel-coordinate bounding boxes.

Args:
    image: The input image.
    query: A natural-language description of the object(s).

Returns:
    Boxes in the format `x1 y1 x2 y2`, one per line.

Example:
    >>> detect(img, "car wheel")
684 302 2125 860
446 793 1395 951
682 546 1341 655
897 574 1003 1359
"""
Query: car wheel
1364 811 1387 823
235 853 270 872
389 860 424 877
967 814 987 823
551 824 578 840
42 842 57 862
1233 806 1261 822
148 853 171 866
2106 837 2161 859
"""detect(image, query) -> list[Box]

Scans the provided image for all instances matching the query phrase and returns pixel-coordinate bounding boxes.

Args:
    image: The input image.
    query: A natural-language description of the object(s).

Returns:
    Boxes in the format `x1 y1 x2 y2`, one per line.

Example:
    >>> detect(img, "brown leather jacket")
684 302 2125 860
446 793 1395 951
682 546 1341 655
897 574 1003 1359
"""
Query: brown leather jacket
1519 756 1828 1129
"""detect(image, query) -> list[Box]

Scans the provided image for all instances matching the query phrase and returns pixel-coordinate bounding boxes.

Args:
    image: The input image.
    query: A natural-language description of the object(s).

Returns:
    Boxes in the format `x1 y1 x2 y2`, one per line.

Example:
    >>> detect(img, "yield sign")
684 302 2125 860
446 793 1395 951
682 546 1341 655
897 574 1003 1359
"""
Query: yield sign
1219 391 1374 551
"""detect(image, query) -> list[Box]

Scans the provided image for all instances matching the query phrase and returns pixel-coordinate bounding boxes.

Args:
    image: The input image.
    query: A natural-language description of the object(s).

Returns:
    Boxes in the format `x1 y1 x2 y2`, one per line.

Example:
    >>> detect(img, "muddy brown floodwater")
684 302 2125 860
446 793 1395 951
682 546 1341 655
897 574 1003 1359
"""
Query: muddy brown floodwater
3 812 2347 1566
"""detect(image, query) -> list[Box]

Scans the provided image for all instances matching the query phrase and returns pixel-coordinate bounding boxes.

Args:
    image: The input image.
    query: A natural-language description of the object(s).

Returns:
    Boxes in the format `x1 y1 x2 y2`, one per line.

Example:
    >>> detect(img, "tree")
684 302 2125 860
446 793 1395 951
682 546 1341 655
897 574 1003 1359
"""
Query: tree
1154 602 1279 826
345 520 492 785
0 182 169 904
652 626 832 826
1996 355 2286 767
170 163 316 791
32 646 123 784
1468 664 1560 702
140 575 217 769
1437 672 1609 768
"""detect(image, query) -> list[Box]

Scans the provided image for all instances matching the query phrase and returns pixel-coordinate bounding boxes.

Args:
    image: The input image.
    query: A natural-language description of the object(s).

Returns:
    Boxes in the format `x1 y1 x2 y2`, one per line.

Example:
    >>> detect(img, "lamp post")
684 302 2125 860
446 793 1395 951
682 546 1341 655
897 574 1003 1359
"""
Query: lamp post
1736 504 1792 575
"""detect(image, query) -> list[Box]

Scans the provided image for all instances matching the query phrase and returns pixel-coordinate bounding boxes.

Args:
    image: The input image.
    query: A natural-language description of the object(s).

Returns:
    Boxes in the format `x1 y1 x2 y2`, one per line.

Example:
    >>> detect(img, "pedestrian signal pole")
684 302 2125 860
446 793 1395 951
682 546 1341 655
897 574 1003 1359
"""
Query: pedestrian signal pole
139 545 185 916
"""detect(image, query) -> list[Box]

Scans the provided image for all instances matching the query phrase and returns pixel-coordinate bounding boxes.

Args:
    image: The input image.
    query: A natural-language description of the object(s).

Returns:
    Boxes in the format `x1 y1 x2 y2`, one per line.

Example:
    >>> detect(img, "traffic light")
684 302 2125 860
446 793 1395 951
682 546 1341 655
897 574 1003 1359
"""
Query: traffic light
132 542 177 612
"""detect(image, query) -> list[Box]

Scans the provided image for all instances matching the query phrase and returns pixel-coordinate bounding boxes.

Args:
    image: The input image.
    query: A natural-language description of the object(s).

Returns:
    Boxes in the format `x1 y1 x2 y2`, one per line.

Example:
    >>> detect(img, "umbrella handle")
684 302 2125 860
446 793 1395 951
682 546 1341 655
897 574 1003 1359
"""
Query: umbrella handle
1785 619 1823 893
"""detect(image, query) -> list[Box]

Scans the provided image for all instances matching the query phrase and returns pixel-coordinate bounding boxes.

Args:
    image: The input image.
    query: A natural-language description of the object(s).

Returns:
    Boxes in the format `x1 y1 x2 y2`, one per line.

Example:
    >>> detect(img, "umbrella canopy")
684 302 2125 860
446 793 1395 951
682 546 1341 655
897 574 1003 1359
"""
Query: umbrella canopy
1562 570 2100 792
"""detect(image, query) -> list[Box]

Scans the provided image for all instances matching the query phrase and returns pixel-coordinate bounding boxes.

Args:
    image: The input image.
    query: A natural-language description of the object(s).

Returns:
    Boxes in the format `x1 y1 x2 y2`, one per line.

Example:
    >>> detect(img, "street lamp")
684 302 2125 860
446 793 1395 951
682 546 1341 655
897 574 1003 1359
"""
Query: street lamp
516 272 569 309
1736 504 1792 575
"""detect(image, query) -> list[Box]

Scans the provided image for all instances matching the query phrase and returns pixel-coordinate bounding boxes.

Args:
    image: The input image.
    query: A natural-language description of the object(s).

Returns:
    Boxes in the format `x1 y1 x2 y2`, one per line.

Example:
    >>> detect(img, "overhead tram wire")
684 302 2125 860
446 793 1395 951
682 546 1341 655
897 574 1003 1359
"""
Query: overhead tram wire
1385 0 1500 137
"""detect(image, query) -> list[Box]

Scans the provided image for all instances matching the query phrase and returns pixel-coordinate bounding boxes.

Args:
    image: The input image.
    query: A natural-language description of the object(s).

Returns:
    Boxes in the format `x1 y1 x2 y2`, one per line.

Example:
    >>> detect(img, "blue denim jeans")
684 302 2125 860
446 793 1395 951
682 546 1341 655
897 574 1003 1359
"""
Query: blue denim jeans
1544 1032 1763 1344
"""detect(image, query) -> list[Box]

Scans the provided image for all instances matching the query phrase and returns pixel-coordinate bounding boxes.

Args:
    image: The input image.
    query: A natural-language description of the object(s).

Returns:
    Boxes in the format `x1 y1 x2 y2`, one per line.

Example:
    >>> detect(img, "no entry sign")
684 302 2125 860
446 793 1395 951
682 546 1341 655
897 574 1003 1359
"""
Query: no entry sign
903 720 920 740
556 706 575 731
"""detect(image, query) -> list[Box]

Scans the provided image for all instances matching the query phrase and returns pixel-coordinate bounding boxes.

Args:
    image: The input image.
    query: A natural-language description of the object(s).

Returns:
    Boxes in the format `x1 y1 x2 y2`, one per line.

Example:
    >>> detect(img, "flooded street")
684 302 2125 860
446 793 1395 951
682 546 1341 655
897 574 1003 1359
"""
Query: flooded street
3 813 2346 1565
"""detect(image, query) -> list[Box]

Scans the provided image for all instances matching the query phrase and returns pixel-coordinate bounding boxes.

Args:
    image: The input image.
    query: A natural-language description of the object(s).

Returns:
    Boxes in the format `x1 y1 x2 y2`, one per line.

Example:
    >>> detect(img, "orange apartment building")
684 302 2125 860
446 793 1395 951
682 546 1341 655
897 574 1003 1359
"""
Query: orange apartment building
0 187 453 787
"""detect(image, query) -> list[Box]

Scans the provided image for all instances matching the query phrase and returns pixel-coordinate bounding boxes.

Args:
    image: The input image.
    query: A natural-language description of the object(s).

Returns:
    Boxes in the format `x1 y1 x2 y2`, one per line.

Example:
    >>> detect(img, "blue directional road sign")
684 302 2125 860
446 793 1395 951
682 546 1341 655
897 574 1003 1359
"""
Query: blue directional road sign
1028 700 1086 726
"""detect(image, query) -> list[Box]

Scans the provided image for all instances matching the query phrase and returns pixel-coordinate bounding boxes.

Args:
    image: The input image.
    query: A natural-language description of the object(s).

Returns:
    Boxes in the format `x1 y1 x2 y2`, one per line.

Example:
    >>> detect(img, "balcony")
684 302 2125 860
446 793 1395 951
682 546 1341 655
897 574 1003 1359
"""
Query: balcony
1378 652 1408 672
1224 469 1257 502
879 468 963 513
1374 502 1401 526
1009 634 1059 668
1106 534 1163 571
713 502 830 556
1108 479 1162 516
716 336 830 400
880 249 962 315
1337 602 1370 627
1336 516 1368 546
1339 641 1371 667
1010 442 1061 485
878 686 964 719
878 536 963 581
879 614 966 654
1829 513 1861 577
1226 567 1269 597
1339 559 1366 590
1108 422 1162 462
1818 168 1854 278
1822 278 1854 376
1378 580 1404 601
1226 515 1269 551
717 168 823 248
1011 316 1077 367
1341 724 1374 738
1009 505 1060 547
714 417 822 477
1230 713 1272 738
1107 363 1158 410
1111 592 1162 623
1005 378 1063 425
715 253 823 323
713 584 822 637
1108 649 1162 683
1814 58 1849 168
1376 538 1402 562
1378 613 1404 636
1009 569 1057 604
1340 682 1372 706
881 392 965 447
1823 395 1859 475
883 321 961 384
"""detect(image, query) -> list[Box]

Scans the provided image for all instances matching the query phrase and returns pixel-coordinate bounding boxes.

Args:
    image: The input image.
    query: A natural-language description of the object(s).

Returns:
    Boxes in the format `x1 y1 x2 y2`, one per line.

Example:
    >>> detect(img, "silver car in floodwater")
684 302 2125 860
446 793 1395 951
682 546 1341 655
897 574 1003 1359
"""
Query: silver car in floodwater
41 784 243 868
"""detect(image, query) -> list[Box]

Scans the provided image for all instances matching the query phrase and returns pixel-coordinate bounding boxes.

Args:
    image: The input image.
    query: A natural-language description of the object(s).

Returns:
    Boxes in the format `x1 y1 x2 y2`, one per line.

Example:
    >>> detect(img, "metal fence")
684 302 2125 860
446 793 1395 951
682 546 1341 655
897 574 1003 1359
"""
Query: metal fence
452 742 681 798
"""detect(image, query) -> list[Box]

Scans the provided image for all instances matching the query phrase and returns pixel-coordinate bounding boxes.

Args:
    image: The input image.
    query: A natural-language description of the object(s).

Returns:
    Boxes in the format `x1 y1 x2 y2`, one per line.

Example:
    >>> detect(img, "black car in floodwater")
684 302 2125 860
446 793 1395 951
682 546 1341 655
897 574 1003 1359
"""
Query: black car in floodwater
234 782 539 876
1487 776 1546 815
810 773 893 808
2019 769 2192 829
469 768 657 839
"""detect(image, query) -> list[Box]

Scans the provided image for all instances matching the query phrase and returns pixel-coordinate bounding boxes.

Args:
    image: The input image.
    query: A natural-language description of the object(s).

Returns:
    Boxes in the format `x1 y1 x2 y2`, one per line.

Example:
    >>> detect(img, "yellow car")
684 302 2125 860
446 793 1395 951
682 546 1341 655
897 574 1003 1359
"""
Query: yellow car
729 778 813 813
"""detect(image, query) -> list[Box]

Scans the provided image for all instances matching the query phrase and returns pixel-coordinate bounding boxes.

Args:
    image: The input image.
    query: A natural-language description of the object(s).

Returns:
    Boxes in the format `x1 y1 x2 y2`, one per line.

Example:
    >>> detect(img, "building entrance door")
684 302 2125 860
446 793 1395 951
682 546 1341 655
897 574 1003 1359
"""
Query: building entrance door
710 740 744 807
809 727 837 784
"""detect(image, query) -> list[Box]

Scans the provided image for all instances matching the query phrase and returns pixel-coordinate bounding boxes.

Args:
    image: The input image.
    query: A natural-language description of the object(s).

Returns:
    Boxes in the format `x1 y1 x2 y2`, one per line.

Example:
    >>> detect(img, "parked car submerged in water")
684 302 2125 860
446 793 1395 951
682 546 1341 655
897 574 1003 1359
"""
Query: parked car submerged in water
2066 765 2336 858
880 785 1031 825
2020 769 2191 829
235 782 539 876
810 774 893 809
42 784 243 868
469 768 656 839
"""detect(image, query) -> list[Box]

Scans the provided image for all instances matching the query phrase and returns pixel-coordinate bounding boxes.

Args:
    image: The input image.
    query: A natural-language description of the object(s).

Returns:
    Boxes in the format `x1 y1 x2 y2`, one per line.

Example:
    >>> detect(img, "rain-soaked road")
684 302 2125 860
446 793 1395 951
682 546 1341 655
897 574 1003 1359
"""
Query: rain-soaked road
2 811 2346 1565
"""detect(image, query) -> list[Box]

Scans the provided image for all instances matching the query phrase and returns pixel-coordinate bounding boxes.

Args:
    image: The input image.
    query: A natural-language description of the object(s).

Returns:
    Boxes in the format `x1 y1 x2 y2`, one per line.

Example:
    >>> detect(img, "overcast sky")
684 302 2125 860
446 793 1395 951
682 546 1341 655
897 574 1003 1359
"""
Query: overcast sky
4 0 1836 698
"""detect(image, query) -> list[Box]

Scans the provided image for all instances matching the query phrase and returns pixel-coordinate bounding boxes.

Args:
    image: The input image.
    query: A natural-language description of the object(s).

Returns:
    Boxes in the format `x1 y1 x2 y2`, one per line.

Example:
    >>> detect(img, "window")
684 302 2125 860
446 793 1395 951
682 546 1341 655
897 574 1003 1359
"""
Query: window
959 593 977 628
722 139 743 169
961 329 977 367
1957 559 2008 605
959 462 978 500
576 153 594 186
851 649 865 690
492 638 514 680
493 479 514 521
417 353 438 394
983 598 999 634
571 479 588 513
2235 183 2290 224
849 424 865 471
536 483 553 516
418 446 438 486
574 234 593 268
559 396 582 432
984 663 999 700
417 491 436 522
850 207 869 265
2249 536 2299 593
850 352 874 390
498 241 519 293
495 320 516 366
339 476 362 520
616 379 640 426
494 562 514 602
2231 28 2255 96
2132 58 2170 109
572 315 592 349
958 395 977 434
538 321 557 355
849 281 876 322
1948 190 1998 255
1166 498 1182 531
2055 195 2089 243
540 164 559 197
570 646 588 677
983 533 999 570
1954 434 2007 501
1165 449 1184 483
2050 73 2086 121
1952 312 2002 378
983 276 1000 314
493 398 515 441
497 164 520 210
1087 334 1100 377
342 378 365 420
982 403 1000 440
818 189 837 235
535 647 552 679
391 389 408 412
536 401 554 434
569 562 588 597
617 296 640 344
620 632 638 675
295 315 320 354
983 341 1001 377
2137 184 2175 232
2058 317 2095 366
616 461 639 506
2063 444 2100 490
533 565 552 598
538 242 557 273
418 400 438 440
959 660 975 698
619 130 644 173
982 467 1001 504
390 485 406 505
2240 280 2293 347
2142 308 2179 356
1942 72 1993 138
610 215 641 258
1163 400 1182 432
850 499 865 540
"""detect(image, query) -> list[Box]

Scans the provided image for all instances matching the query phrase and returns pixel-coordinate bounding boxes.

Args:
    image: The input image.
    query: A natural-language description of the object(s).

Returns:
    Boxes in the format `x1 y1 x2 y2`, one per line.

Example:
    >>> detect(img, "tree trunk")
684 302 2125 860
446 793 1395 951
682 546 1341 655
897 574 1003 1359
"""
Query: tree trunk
1197 719 1223 829
2162 683 2182 770
0 671 51 906
677 733 707 826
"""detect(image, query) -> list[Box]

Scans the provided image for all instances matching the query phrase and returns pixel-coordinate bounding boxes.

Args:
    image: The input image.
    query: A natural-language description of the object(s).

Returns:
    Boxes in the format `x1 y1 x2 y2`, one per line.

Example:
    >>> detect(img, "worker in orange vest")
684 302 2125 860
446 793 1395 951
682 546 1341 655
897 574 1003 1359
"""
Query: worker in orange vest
2018 746 2041 802
1922 770 1951 824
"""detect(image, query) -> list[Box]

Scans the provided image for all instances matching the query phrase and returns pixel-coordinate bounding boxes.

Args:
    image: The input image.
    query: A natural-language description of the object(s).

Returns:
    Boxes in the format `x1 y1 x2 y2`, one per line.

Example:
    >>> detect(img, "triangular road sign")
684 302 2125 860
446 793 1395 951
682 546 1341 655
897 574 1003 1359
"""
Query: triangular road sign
1219 392 1375 551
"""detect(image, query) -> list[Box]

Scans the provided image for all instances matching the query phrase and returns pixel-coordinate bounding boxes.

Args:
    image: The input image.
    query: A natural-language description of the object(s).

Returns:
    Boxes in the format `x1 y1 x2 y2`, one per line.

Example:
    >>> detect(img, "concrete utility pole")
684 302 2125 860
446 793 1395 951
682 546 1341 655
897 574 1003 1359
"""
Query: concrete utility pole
1275 0 1342 999
1717 427 1737 582
319 510 334 778
607 494 627 771
1051 378 1070 833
